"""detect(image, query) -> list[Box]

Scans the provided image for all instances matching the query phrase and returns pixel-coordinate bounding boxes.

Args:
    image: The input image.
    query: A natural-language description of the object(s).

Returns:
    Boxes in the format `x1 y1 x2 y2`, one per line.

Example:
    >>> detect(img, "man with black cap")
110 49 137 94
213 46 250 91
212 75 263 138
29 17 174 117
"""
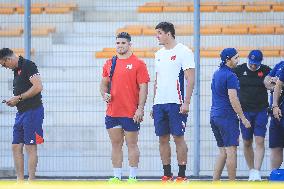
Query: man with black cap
100 32 150 183
210 48 251 181
234 50 271 181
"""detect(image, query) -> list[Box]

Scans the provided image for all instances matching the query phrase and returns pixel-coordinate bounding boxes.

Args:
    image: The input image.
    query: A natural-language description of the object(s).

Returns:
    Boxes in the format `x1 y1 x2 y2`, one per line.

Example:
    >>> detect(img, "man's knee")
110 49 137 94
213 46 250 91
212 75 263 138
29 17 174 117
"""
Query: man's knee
112 140 124 149
173 135 185 145
243 139 253 148
220 150 227 159
159 135 170 145
255 137 264 147
12 144 23 154
226 146 237 157
25 145 37 155
271 148 283 159
126 141 138 150
109 134 124 148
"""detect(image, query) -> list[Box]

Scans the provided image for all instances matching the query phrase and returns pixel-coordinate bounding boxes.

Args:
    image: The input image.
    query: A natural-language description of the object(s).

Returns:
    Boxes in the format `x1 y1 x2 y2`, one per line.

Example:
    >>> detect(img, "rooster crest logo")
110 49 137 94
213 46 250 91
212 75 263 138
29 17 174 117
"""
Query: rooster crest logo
126 64 133 69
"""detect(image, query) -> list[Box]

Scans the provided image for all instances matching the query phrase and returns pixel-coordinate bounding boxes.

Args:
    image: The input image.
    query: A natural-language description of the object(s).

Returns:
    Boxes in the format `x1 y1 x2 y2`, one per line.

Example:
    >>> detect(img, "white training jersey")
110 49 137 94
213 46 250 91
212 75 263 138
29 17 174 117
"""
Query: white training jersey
154 43 195 105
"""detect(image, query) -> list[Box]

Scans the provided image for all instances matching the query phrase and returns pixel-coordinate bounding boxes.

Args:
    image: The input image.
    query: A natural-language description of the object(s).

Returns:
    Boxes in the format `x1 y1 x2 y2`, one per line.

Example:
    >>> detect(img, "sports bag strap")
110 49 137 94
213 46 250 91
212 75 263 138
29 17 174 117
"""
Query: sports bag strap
108 55 117 94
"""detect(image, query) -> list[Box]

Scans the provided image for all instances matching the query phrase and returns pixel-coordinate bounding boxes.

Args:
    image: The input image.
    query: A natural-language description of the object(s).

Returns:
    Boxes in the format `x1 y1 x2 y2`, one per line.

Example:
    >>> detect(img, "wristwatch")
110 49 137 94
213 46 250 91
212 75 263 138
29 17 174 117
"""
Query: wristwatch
18 94 23 102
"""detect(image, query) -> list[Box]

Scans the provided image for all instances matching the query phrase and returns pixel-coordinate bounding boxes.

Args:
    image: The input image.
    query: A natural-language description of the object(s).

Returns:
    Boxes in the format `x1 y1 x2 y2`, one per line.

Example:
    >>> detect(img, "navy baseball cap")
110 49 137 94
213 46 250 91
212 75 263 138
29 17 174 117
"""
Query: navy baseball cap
248 50 263 66
220 48 238 64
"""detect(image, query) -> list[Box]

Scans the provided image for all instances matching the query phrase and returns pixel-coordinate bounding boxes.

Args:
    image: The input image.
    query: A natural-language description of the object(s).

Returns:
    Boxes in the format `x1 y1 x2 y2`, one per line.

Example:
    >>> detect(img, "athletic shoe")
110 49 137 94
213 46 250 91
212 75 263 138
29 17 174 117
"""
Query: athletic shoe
248 169 261 181
248 169 255 181
108 177 122 184
175 176 188 183
127 177 138 184
161 175 174 182
253 170 262 181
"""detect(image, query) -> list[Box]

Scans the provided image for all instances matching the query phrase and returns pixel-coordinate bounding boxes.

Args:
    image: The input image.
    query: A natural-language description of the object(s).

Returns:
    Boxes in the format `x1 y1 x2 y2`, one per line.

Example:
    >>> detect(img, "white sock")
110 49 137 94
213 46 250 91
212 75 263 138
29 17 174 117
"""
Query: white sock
113 168 122 179
129 166 138 178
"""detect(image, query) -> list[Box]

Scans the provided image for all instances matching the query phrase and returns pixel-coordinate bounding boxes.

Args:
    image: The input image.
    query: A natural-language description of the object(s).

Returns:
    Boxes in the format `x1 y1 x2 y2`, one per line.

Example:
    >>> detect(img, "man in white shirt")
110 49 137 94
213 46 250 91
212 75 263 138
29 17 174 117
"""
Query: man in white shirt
151 22 195 182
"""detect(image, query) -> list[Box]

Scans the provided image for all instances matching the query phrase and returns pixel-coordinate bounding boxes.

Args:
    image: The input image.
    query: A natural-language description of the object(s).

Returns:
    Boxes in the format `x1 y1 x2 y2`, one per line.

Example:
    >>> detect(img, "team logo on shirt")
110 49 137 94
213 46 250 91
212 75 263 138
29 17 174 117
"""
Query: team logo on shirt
243 71 247 76
258 71 264 77
126 64 133 70
171 55 176 61
17 70 22 75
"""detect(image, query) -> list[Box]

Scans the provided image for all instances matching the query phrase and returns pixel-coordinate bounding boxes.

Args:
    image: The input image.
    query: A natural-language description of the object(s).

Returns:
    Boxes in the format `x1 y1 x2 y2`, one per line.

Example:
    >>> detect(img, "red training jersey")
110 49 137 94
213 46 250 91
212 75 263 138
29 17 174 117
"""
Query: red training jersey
102 54 150 118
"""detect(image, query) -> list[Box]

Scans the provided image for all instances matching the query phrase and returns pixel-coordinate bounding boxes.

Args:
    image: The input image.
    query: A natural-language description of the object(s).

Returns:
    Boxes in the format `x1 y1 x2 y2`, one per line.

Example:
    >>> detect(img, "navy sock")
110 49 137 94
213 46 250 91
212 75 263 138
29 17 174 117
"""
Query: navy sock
178 164 186 177
163 164 172 177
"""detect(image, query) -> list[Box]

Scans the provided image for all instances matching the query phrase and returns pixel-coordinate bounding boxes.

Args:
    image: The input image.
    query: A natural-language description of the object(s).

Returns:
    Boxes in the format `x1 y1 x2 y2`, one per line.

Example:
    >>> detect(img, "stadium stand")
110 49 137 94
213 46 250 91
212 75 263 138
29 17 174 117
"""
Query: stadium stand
116 24 284 35
0 26 55 36
12 48 35 56
0 2 77 14
137 1 284 13
95 46 282 59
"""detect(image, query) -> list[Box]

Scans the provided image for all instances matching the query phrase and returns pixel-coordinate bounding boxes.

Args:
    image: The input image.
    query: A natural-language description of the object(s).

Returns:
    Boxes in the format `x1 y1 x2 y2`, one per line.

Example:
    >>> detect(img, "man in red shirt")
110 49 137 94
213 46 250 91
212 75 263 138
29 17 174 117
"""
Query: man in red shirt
100 32 150 183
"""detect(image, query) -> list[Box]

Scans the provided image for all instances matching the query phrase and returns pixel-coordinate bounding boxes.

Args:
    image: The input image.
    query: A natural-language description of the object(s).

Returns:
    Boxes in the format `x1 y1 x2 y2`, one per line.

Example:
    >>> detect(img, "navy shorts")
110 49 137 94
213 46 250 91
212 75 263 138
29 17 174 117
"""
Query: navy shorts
105 116 140 132
210 114 240 147
13 105 44 145
269 117 284 148
240 109 268 140
153 103 188 136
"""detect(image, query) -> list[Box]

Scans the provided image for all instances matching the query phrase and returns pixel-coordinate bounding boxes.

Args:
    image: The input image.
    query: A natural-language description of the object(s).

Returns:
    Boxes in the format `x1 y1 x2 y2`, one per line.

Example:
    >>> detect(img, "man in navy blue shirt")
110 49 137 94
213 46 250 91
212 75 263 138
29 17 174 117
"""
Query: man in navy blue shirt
210 48 251 181
0 48 44 181
269 61 284 171
234 50 271 181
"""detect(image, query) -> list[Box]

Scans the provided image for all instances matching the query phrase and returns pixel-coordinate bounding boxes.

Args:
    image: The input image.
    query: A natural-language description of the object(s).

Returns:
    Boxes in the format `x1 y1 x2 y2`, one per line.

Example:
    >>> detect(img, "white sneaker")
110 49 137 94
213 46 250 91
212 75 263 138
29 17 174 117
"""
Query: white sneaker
248 169 255 181
248 169 262 181
254 170 261 181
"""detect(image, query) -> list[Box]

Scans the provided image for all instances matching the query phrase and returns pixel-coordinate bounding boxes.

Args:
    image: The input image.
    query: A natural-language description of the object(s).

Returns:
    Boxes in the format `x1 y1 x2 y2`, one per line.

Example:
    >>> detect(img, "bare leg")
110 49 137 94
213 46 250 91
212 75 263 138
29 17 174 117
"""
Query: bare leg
254 136 265 170
107 128 124 168
159 135 171 165
173 135 187 165
270 147 283 169
243 139 254 170
12 144 24 181
25 145 38 180
125 131 139 167
225 146 237 181
213 147 226 181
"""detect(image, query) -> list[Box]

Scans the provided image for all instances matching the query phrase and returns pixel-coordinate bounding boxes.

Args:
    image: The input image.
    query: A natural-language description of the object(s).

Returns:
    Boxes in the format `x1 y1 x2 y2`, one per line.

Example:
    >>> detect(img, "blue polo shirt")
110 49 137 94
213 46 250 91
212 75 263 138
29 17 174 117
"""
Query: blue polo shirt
268 61 284 105
211 65 240 117
279 68 284 82
269 61 284 78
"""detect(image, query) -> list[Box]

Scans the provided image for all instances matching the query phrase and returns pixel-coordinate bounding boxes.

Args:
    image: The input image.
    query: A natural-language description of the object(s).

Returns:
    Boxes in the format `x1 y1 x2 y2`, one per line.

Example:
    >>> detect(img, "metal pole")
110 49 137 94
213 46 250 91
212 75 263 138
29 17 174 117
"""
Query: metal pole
24 0 31 59
24 0 31 177
193 0 200 177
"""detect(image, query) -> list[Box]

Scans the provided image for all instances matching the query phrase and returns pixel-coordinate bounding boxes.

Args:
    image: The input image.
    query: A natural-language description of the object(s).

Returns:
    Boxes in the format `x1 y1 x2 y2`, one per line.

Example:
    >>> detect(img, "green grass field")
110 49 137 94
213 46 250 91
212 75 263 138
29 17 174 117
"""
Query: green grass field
0 181 283 189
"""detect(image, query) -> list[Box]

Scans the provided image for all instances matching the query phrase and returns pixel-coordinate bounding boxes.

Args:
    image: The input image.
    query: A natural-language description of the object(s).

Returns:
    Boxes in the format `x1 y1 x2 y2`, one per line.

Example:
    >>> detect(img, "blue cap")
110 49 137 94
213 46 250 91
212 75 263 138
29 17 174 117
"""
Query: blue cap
248 50 263 66
220 48 238 64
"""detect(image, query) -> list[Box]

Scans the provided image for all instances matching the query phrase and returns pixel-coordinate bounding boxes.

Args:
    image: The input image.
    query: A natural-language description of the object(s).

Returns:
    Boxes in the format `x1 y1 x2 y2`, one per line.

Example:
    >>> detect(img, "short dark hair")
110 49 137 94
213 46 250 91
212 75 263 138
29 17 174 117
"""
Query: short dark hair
155 22 175 39
0 48 14 60
116 32 131 42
